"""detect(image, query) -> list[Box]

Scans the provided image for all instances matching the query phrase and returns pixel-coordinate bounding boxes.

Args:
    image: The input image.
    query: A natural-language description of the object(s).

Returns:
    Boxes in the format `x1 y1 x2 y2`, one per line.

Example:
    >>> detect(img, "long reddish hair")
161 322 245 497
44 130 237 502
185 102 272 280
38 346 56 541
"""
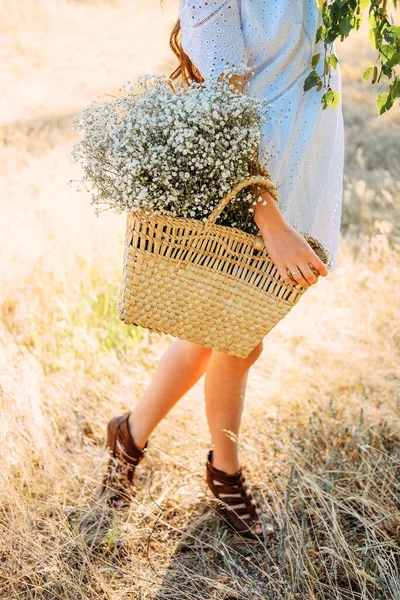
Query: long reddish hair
160 1 203 86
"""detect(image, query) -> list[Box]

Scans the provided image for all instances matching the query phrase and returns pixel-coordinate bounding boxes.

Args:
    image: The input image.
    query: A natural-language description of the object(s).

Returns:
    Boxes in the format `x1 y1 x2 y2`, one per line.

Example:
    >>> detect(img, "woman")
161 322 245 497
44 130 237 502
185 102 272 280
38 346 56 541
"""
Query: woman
102 0 344 539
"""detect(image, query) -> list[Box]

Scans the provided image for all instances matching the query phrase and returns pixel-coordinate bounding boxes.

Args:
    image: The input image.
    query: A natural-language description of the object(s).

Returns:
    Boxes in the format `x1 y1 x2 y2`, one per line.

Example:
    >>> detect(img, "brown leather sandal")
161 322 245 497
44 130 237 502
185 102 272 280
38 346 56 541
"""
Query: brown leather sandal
206 449 274 539
101 412 148 508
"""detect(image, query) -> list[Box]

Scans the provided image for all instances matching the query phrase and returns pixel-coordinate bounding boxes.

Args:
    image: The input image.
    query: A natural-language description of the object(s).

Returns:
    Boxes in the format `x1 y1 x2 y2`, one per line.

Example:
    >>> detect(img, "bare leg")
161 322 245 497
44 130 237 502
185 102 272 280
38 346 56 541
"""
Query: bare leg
204 341 263 475
128 338 212 448
204 341 264 535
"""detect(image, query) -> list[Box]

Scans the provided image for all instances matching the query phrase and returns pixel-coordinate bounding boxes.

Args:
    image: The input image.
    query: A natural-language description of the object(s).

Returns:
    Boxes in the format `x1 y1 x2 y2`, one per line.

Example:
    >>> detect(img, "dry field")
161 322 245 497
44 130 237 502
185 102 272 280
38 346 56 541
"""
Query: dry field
1 1 400 599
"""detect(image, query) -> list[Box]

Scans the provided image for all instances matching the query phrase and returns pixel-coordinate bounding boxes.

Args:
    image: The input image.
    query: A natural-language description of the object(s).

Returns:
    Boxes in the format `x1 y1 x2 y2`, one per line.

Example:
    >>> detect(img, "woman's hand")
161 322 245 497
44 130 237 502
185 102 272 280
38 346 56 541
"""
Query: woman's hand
253 188 328 287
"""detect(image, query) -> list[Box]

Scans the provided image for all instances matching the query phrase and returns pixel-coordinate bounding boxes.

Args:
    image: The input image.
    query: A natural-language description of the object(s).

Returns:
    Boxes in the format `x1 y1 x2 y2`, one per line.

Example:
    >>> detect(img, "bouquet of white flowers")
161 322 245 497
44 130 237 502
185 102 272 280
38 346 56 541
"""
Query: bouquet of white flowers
71 64 273 234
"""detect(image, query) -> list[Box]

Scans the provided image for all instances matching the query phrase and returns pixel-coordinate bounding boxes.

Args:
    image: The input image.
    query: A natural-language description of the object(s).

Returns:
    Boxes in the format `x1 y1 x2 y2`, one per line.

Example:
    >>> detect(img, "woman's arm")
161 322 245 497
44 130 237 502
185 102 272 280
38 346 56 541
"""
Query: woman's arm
188 22 329 286
220 71 329 287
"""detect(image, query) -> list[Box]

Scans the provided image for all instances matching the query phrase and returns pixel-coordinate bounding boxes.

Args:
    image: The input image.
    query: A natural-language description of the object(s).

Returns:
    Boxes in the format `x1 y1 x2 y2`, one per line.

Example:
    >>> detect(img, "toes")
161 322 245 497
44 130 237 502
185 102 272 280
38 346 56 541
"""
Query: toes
252 522 263 535
251 521 275 536
110 496 129 509
112 499 124 509
266 523 275 536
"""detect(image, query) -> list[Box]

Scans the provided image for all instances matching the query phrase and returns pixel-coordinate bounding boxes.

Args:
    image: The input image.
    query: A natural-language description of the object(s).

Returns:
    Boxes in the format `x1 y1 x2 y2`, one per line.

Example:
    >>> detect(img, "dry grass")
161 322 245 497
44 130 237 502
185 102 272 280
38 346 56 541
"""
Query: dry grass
1 1 399 599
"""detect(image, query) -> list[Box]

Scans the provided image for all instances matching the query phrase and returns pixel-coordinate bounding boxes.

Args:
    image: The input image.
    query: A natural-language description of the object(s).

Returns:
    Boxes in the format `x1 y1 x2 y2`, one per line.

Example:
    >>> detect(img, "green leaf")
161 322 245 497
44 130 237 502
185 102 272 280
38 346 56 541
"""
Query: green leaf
379 44 398 66
377 93 393 115
389 77 400 98
388 51 400 70
363 66 374 82
311 53 321 68
383 26 400 44
360 0 369 8
382 63 393 77
323 91 341 109
303 70 321 92
369 27 378 49
372 66 378 84
327 54 338 69
368 12 377 28
339 17 352 36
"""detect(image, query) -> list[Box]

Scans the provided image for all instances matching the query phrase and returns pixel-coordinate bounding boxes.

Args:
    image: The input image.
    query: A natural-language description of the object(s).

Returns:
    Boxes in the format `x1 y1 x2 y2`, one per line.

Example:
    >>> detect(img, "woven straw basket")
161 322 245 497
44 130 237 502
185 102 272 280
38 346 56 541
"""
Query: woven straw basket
118 164 331 358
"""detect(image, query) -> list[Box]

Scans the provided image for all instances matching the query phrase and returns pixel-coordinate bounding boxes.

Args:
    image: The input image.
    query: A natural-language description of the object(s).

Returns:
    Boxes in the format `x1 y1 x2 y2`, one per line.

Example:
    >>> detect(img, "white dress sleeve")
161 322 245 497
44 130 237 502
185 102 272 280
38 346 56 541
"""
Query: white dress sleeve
179 0 248 81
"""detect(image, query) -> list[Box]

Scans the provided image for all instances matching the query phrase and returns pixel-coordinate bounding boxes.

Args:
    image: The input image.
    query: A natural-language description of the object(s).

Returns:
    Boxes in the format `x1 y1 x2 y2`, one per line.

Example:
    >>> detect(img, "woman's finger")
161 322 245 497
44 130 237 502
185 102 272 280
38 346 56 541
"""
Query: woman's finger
308 248 329 277
286 264 310 288
278 264 297 286
298 261 318 285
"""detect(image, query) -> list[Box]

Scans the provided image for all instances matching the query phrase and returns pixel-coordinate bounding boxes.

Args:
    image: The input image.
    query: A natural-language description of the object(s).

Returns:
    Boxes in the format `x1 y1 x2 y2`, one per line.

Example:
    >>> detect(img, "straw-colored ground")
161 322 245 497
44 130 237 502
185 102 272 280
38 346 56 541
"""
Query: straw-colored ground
1 1 400 598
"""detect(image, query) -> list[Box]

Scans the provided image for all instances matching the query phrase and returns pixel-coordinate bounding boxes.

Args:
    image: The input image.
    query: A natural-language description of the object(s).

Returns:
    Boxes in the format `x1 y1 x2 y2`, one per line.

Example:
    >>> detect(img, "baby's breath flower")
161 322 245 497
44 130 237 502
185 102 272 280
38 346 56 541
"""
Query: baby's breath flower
72 64 271 233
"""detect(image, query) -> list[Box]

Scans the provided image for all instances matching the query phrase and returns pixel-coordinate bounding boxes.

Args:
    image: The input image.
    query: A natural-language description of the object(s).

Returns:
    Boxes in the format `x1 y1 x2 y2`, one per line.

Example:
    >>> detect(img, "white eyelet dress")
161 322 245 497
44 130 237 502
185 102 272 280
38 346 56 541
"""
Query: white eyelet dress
179 0 344 270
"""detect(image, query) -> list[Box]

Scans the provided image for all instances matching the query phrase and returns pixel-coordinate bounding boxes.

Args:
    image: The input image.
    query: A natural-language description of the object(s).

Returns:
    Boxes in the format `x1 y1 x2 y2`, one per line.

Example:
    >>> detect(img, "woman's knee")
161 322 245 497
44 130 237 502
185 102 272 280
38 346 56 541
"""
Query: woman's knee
173 338 263 369
218 340 263 371
244 340 263 366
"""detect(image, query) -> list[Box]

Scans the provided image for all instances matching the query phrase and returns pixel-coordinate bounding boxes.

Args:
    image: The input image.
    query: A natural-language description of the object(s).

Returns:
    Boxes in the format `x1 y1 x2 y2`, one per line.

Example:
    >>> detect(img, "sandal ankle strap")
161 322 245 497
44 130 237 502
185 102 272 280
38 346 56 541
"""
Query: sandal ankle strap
116 412 148 464
206 449 242 482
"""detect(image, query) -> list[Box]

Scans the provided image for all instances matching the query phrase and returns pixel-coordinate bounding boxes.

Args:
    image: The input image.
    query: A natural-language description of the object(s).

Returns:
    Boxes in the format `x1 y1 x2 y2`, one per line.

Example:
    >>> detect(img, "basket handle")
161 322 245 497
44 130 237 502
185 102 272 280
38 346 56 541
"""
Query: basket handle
205 175 278 227
204 164 279 228
181 163 279 254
